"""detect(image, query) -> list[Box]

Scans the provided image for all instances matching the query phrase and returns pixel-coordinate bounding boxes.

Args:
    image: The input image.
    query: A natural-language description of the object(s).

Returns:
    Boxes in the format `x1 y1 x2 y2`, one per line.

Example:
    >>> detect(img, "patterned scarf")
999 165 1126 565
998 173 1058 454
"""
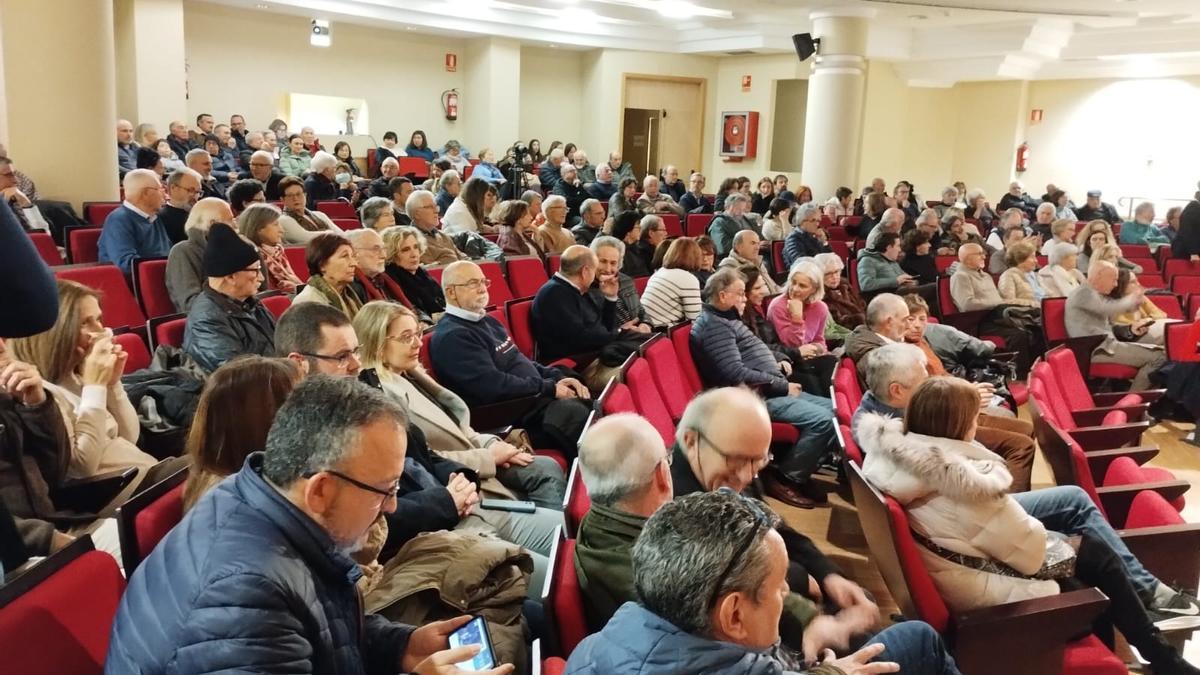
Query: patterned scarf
305 274 363 319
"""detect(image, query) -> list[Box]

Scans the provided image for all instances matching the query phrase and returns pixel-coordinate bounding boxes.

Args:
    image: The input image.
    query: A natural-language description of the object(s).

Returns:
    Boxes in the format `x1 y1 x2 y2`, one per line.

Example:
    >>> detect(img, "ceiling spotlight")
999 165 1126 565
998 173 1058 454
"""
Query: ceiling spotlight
310 19 331 47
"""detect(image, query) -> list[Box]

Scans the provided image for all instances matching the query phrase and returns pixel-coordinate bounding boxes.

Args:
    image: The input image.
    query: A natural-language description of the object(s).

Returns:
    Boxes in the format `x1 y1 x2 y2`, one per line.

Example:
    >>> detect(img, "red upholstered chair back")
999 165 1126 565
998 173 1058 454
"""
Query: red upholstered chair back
154 316 187 349
476 261 513 307
547 255 562 276
934 256 957 274
116 466 189 574
599 381 636 416
1165 320 1200 363
1030 361 1075 430
1170 274 1200 298
133 258 174 319
542 529 589 657
625 357 676 446
1041 297 1069 343
67 227 103 264
669 323 704 394
936 276 957 318
29 232 64 266
505 298 536 359
837 423 863 466
1147 294 1183 320
771 240 786 275
332 218 360 231
1067 436 1107 517
420 332 435 378
1124 491 1185 529
643 336 697 422
1103 457 1185 511
562 459 591 539
0 538 125 674
260 293 293 320
1045 346 1093 408
846 463 950 633
398 157 430 180
84 201 121 225
685 213 714 238
113 332 151 374
1163 258 1200 285
55 265 147 331
660 214 683 238
486 307 508 331
832 361 862 426
506 256 550 299
316 200 356 219
284 247 310 282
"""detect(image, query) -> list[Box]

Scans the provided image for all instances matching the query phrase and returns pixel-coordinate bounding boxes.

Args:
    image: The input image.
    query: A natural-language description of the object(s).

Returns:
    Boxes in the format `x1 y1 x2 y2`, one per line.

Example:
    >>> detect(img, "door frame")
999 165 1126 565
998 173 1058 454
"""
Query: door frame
620 73 708 176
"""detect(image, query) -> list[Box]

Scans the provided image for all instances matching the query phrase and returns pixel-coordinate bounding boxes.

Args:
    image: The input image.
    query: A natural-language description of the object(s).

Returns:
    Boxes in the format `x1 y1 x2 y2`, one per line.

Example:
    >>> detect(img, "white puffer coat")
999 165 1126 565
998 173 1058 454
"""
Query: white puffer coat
856 413 1058 611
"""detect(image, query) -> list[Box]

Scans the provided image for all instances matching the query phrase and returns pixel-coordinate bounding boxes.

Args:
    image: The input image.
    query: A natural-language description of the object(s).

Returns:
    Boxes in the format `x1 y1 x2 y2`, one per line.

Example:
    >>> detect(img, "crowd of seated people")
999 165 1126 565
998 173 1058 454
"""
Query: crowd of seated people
9 111 1200 674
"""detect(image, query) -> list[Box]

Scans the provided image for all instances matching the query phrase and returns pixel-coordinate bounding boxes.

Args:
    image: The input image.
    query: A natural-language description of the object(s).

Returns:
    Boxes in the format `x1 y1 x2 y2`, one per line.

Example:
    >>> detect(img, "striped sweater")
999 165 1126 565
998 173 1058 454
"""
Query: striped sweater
640 267 702 327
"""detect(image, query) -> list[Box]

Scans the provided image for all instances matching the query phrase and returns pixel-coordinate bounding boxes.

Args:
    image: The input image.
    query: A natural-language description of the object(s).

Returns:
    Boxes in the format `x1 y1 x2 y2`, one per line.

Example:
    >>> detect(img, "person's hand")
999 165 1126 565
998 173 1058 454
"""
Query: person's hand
2 187 31 208
49 530 76 553
1133 318 1153 336
787 382 803 397
780 360 793 377
787 298 805 321
974 382 994 410
816 229 829 243
1192 255 1200 263
598 273 620 298
1 358 46 406
801 615 852 662
623 322 651 334
799 344 823 359
822 574 875 613
555 381 579 399
490 441 530 468
446 473 479 517
403 616 515 674
81 337 119 387
897 274 915 286
562 377 591 399
821 643 900 675
412 646 514 675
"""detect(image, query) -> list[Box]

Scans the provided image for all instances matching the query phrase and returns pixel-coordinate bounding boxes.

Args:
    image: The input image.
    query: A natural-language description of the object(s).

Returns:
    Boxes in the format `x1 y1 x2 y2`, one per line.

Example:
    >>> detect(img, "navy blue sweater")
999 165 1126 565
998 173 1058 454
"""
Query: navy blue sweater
430 311 562 406
531 276 617 362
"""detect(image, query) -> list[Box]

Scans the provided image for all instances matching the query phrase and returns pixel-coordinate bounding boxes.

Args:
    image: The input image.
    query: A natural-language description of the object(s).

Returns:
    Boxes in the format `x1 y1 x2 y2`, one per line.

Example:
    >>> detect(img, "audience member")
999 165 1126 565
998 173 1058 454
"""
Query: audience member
997 180 1038 217
708 193 758 257
609 212 647 276
294 233 364 319
375 131 403 165
185 148 227 200
404 129 435 162
718 228 780 294
442 176 495 235
387 177 415 225
552 164 589 223
97 169 171 273
631 214 667 273
1121 201 1170 248
182 356 302 510
637 175 685 218
590 236 650 334
303 151 340 209
1110 269 1170 345
345 228 411 308
406 189 467 265
950 243 1038 374
751 177 776 216
166 198 249 312
495 198 546 261
782 203 831 269
694 235 718 286
1160 205 1183 242
136 145 164 178
1038 241 1085 297
430 261 591 456
767 259 835 388
815 252 865 333
608 177 639 220
934 212 982 257
472 147 505 185
901 294 999 375
133 122 158 149
1075 189 1121 224
227 178 266 216
1030 202 1058 242
189 113 215 147
857 232 917 300
571 198 605 246
434 170 462 216
660 165 686 202
823 186 854 220
1171 200 1200 261
679 172 713 215
1066 260 1166 390
1039 215 1074 255
275 302 362 378
996 240 1043 307
277 176 341 244
242 149 284 199
987 225 1025 274
897 230 937 285
108 375 504 674
183 224 277 373
148 167 196 245
606 150 635 184
379 226 443 324
586 163 617 202
165 120 190 160
862 207 906 253
370 157 401 197
205 132 238 182
534 194 575 255
359 195 396 233
690 268 835 508
278 134 312 177
856 377 1196 675
238 203 302 293
640 237 703 327
116 119 138 178
762 197 794 242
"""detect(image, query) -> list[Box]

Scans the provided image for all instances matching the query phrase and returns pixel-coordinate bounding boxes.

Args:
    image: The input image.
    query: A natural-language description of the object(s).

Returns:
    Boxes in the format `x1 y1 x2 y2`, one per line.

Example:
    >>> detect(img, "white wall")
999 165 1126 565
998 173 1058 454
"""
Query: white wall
519 47 583 146
710 53 807 184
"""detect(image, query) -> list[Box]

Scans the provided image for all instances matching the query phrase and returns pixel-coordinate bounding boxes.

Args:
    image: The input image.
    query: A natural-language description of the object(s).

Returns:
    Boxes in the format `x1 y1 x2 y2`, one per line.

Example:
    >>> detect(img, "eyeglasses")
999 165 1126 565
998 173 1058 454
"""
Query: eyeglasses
300 346 360 367
695 429 772 474
447 278 492 290
386 330 422 345
707 487 772 610
306 469 399 508
356 245 386 255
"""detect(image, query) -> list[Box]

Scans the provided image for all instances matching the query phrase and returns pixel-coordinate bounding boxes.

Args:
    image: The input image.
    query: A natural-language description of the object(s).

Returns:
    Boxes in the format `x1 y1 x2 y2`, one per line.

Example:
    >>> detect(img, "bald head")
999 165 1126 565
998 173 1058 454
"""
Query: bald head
865 293 910 340
1088 259 1119 294
579 413 672 513
677 387 772 493
559 245 596 279
958 242 983 262
117 119 134 145
880 207 905 230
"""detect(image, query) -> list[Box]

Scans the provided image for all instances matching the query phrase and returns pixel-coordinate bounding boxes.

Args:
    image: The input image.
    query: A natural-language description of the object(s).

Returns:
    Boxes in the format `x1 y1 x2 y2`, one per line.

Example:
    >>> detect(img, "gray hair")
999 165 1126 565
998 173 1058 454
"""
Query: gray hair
548 148 565 161
591 234 625 263
794 202 821 223
359 196 393 229
580 198 600 218
166 166 202 187
261 375 407 487
345 227 382 247
787 259 825 303
813 252 843 274
632 490 781 636
543 194 567 212
864 343 927 402
865 293 907 330
310 151 338 174
725 192 750 209
1036 202 1056 217
437 169 461 191
578 413 666 507
1134 201 1154 219
184 148 209 168
965 188 985 203
1048 241 1079 266
237 203 283 244
917 208 939 227
559 163 577 179
880 207 905 229
941 186 958 200
701 266 744 303
405 189 435 220
250 149 274 166
641 214 664 234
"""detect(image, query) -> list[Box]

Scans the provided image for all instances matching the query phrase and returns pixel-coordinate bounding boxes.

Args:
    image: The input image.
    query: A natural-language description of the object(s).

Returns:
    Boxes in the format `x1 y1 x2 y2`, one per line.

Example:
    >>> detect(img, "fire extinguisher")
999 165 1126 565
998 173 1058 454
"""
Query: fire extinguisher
1015 142 1030 173
442 89 459 121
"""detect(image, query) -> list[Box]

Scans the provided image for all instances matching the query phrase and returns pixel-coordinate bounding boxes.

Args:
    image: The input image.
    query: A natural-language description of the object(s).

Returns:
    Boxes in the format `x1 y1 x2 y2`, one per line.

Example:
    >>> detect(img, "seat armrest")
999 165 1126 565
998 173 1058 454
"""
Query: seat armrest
1067 421 1149 450
1072 403 1150 426
470 397 542 433
1096 480 1192 527
1118 524 1200 596
1083 446 1159 480
51 467 138 514
1093 389 1166 405
952 588 1110 675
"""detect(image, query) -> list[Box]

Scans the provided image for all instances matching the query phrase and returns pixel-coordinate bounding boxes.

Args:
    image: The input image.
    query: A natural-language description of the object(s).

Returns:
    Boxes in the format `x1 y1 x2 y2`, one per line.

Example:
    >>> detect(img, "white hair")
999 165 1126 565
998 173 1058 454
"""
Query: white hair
250 150 274 165
578 413 667 507
1048 241 1078 266
865 293 907 330
310 150 338 174
1036 202 1055 216
184 148 209 168
381 156 399 169
814 251 843 273
865 343 927 402
965 188 985 203
548 148 565 160
543 194 567 211
122 168 161 192
559 163 577 178
404 189 435 219
787 259 825 303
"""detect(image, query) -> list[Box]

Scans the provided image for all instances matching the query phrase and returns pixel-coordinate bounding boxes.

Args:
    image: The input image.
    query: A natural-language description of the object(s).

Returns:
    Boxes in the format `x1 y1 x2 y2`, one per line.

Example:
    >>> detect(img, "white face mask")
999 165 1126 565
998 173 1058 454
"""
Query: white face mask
335 172 351 185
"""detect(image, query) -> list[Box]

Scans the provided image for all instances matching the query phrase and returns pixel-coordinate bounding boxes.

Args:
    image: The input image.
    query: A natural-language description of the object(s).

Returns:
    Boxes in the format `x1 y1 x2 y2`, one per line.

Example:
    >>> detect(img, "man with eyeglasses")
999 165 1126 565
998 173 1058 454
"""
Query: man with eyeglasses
157 167 203 245
97 169 171 274
431 261 593 457
241 149 285 200
183 224 277 374
783 202 833 269
347 228 411 306
276 302 364 378
566 489 960 675
108 375 513 674
407 189 467 265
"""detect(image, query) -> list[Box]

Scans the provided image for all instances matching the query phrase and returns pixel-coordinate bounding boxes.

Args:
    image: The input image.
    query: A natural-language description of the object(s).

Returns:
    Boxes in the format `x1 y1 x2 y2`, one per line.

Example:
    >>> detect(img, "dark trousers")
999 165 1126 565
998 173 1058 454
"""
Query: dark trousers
520 397 591 459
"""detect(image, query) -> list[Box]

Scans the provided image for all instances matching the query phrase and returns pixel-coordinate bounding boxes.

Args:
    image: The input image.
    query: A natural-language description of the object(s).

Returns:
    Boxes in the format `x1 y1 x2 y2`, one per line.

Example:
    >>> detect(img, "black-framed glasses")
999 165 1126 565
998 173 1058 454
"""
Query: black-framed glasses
695 429 771 474
299 346 360 367
306 469 399 507
707 487 772 610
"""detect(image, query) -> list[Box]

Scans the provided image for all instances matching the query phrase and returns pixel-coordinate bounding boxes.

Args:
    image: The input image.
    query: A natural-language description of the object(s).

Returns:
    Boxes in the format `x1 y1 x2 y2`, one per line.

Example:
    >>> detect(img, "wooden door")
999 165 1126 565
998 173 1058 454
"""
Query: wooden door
621 108 660 183
623 75 705 178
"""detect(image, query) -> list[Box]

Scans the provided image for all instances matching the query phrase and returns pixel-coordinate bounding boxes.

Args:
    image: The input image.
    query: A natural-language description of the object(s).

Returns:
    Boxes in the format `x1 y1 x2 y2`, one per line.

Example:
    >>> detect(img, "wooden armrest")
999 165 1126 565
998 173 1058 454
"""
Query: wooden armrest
1083 446 1159 479
1072 403 1149 426
1097 480 1192 527
952 588 1109 675
1093 389 1166 405
470 397 542 433
1068 421 1149 450
1118 524 1200 596
52 467 138 514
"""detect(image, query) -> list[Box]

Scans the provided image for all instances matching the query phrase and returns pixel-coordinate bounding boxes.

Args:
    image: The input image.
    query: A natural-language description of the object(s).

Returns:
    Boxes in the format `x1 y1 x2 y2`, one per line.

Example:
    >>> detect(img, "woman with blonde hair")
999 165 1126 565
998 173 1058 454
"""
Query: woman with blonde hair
11 280 170 498
382 226 445 325
239 203 303 293
996 240 1043 308
858 377 1198 675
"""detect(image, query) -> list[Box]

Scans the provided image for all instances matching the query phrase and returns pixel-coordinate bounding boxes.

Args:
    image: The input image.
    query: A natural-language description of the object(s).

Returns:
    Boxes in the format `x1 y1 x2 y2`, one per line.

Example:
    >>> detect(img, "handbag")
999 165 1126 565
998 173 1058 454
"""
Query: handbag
912 529 1076 581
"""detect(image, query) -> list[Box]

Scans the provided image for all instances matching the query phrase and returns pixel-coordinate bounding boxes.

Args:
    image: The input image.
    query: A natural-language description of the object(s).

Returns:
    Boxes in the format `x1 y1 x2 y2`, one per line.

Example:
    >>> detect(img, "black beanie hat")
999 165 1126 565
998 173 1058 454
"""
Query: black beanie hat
203 222 260 277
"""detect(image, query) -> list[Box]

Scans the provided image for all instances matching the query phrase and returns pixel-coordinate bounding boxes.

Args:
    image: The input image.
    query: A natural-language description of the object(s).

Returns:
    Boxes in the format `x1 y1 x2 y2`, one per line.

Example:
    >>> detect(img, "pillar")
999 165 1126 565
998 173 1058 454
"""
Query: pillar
0 0 120 206
115 0 188 129
800 11 870 201
464 38 521 153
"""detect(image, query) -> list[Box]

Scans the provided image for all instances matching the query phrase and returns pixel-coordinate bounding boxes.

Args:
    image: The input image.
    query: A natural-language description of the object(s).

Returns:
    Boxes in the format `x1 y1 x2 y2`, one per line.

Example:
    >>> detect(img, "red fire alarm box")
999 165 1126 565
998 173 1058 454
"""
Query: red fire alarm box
719 111 759 161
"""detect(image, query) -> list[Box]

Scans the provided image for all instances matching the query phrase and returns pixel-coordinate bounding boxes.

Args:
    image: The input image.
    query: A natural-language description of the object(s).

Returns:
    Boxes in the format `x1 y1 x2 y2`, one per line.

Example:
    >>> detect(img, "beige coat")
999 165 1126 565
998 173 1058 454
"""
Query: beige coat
996 268 1039 308
1037 265 1084 298
857 414 1057 611
419 227 468 266
533 223 575 256
949 267 1004 312
278 209 340 245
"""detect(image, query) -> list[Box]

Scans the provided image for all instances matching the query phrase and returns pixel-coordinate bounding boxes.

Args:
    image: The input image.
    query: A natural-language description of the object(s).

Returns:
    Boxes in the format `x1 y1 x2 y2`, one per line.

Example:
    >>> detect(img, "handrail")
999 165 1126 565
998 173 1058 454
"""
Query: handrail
1116 195 1193 219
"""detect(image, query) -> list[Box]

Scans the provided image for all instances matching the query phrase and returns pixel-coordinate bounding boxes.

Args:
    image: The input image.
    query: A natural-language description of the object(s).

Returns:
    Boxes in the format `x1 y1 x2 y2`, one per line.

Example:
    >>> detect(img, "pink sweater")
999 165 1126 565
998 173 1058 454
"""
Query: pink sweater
767 295 829 348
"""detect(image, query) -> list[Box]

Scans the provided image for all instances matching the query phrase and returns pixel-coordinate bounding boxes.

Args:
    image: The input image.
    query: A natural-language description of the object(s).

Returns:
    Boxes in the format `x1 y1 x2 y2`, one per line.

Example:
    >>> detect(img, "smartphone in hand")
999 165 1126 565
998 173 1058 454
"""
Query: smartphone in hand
448 616 497 671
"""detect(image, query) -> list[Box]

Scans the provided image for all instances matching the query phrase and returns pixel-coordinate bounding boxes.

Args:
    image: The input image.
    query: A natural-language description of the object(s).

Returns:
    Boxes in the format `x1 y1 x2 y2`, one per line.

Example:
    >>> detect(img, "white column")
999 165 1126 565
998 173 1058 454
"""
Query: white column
464 38 521 152
115 0 188 129
800 12 870 202
0 0 120 206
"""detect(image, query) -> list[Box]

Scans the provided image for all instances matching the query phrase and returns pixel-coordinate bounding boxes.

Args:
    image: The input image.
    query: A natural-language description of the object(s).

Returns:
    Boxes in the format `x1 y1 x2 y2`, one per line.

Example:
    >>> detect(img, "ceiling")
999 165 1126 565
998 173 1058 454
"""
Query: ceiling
204 0 1200 84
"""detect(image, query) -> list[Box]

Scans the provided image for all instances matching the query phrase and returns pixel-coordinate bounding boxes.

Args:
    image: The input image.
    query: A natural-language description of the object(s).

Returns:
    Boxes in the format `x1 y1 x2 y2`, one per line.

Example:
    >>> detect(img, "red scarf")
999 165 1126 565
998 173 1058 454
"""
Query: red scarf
356 268 413 308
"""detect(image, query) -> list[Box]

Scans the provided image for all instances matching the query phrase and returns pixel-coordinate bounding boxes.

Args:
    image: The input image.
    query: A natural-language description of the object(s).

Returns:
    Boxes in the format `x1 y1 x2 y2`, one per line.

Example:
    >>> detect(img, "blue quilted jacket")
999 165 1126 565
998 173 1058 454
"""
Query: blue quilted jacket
105 453 414 674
